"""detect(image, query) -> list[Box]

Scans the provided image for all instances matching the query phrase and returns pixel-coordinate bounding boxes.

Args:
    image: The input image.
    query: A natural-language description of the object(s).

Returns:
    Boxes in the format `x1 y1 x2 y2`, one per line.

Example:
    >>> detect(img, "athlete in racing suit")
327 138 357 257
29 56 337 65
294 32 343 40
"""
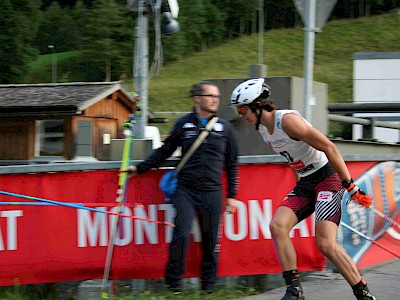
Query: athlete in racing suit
230 78 376 300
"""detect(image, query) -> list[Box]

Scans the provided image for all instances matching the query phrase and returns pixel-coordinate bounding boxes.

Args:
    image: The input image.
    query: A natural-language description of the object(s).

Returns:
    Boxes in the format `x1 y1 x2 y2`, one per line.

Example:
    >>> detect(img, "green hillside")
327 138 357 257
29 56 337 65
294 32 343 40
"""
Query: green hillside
27 11 400 135
130 11 400 113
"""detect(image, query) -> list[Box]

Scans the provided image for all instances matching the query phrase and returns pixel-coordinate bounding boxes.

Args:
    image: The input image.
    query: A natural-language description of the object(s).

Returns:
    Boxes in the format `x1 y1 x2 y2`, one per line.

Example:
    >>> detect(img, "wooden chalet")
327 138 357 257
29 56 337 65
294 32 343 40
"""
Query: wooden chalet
0 82 137 162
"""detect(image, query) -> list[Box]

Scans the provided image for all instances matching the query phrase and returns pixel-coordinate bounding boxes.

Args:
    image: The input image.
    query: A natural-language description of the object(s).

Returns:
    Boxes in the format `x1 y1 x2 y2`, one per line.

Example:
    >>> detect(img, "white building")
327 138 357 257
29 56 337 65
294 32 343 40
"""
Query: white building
353 52 400 143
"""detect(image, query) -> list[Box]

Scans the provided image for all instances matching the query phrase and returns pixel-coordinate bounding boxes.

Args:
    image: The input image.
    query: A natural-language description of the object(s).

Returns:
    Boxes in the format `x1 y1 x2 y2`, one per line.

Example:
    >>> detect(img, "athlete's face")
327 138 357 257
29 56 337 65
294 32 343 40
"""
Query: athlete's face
237 105 257 125
195 85 220 115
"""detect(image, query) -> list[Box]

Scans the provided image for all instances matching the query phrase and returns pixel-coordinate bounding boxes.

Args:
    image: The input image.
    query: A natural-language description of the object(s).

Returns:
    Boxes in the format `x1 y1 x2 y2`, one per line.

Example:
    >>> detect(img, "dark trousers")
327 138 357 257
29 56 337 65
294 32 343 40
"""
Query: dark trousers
165 186 222 290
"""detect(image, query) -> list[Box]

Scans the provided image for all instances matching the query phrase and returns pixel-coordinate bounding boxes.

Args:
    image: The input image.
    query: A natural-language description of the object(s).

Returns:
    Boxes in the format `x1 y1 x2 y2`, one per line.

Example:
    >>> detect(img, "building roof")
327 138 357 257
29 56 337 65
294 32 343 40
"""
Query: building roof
0 81 135 116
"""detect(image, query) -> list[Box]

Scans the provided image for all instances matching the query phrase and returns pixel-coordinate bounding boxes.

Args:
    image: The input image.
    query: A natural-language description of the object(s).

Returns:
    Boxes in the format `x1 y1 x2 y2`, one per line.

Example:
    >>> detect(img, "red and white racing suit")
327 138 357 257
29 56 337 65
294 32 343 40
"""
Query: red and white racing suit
259 110 344 225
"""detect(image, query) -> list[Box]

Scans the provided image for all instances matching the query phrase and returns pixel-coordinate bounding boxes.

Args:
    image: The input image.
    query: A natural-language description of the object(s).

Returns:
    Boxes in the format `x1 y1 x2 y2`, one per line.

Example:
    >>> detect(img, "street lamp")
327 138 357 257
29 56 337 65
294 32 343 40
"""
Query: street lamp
47 45 57 83
258 0 264 65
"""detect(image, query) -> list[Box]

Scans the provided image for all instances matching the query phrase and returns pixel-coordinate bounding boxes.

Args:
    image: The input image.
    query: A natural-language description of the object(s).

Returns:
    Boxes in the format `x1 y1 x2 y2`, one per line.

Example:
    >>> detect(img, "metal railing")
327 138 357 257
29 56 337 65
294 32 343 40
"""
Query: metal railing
328 114 400 129
328 103 400 142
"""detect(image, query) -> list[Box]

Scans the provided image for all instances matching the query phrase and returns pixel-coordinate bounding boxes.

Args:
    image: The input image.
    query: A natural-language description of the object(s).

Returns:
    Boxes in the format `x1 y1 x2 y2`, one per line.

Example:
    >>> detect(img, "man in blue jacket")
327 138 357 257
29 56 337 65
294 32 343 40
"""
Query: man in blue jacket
126 81 239 294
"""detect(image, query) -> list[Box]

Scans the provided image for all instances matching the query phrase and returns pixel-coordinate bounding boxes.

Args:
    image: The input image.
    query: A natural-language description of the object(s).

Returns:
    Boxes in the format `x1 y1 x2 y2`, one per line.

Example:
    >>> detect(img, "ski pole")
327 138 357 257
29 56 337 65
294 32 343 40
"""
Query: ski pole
0 190 173 226
370 207 400 230
340 221 400 259
0 201 144 207
0 202 60 206
102 114 137 299
348 197 400 229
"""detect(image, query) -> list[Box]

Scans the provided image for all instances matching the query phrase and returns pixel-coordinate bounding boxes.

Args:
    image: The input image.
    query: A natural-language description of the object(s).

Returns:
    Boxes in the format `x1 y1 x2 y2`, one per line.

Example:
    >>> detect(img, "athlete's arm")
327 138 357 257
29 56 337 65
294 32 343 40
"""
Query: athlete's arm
281 113 352 182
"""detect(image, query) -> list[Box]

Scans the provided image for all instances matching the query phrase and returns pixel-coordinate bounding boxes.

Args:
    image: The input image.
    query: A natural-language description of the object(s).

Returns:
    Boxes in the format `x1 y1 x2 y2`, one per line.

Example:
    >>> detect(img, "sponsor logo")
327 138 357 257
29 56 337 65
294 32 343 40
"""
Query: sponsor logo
296 164 315 174
317 192 333 202
269 138 287 148
213 123 224 132
289 160 306 170
183 131 198 138
182 122 196 128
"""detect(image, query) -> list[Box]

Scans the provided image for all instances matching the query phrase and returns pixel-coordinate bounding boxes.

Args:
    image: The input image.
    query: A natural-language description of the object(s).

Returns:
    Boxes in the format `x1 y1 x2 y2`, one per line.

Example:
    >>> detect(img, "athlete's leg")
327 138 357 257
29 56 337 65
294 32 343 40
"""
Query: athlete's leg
270 206 299 270
270 205 306 300
270 178 315 300
315 220 361 284
314 174 376 299
315 220 376 299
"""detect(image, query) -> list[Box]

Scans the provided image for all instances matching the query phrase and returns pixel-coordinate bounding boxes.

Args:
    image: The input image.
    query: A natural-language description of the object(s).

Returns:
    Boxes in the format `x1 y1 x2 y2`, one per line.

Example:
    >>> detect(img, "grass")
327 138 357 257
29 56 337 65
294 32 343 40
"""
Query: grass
0 281 261 300
28 11 400 135
28 51 80 70
138 11 400 111
28 11 400 111
123 11 400 134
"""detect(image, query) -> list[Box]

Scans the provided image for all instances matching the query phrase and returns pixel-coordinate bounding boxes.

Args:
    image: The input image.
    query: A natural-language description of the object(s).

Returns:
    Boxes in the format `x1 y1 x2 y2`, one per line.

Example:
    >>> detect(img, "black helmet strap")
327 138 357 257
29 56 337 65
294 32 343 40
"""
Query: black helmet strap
255 109 262 130
249 100 263 131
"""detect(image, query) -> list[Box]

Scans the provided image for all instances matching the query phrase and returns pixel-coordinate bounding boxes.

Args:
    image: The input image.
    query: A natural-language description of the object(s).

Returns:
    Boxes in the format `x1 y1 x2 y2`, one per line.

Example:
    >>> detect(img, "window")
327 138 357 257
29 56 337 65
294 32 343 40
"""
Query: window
35 120 65 156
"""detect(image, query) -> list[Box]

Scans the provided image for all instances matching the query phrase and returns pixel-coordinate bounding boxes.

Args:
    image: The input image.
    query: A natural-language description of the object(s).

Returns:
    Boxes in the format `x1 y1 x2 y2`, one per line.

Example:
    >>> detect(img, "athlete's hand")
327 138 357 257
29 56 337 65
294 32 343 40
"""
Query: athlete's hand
346 183 373 208
226 198 237 214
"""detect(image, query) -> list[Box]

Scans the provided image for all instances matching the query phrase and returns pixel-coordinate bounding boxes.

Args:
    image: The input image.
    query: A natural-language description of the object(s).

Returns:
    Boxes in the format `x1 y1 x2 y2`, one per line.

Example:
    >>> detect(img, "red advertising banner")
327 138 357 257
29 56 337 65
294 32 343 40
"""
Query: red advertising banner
339 161 400 268
0 161 396 286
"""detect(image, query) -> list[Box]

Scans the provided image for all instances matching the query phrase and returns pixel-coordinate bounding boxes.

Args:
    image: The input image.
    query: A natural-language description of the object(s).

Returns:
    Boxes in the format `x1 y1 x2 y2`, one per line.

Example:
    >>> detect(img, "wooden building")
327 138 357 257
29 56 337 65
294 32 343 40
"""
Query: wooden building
0 82 137 162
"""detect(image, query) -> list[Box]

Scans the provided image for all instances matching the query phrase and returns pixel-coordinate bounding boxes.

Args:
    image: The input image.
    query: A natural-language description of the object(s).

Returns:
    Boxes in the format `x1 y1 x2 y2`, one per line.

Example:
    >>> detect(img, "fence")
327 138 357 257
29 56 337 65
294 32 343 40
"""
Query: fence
154 106 400 143
328 103 400 142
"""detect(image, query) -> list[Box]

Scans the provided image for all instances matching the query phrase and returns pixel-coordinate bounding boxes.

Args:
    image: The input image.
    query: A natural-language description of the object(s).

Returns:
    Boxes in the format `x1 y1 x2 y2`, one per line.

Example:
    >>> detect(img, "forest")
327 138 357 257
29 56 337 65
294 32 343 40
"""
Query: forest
1 0 399 84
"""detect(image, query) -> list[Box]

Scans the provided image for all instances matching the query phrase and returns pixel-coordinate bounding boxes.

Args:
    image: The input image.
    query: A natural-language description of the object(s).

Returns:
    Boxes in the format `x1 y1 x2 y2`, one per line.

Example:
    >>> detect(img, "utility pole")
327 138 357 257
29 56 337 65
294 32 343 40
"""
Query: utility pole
303 0 316 122
130 0 179 139
258 0 264 65
134 1 149 139
47 45 57 83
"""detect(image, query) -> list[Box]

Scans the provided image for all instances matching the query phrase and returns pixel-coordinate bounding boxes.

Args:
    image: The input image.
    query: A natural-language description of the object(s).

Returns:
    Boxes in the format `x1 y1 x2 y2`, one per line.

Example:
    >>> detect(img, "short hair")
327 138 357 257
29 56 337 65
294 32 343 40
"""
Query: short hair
189 81 218 97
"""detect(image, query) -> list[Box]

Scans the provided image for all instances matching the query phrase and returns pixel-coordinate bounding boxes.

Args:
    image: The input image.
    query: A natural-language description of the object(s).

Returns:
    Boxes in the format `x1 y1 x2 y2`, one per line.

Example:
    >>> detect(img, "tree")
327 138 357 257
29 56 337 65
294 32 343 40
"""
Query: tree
34 2 81 54
266 0 298 29
213 0 259 38
70 0 91 50
79 0 133 81
0 0 41 83
176 0 213 53
161 0 227 63
200 1 227 47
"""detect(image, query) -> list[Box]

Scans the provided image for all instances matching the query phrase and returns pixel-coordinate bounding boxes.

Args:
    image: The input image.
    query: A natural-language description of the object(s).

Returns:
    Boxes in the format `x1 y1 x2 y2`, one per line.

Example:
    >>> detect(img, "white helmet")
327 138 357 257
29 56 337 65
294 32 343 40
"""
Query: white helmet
230 78 271 107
